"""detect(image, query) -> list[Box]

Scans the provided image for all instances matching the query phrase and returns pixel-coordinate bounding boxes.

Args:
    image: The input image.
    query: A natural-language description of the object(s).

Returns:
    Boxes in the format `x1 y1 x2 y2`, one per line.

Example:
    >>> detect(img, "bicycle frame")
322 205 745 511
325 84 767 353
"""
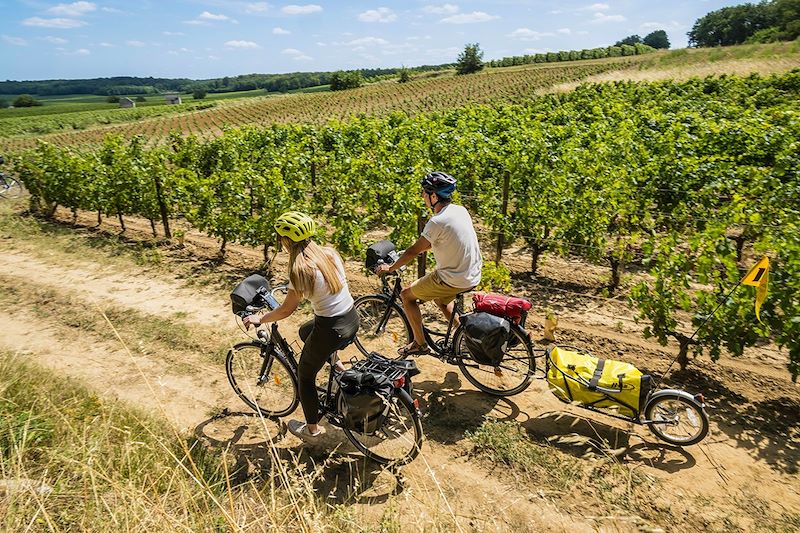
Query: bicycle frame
252 324 344 422
376 273 465 358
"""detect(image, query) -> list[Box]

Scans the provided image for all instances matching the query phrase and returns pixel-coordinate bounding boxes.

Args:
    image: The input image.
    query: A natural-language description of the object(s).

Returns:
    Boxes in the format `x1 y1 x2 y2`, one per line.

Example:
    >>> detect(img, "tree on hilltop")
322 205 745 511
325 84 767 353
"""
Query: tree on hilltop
13 94 42 107
643 30 670 49
456 43 484 75
615 34 642 46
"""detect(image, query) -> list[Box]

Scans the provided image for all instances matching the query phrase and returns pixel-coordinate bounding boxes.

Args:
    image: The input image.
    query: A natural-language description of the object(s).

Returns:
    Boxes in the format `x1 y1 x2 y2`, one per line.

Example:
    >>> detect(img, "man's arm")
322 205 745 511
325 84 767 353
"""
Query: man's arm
385 235 431 273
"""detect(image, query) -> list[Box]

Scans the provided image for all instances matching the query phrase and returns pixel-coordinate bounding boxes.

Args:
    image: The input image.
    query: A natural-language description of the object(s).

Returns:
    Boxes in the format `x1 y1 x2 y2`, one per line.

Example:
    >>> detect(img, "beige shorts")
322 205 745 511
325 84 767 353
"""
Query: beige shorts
410 270 467 305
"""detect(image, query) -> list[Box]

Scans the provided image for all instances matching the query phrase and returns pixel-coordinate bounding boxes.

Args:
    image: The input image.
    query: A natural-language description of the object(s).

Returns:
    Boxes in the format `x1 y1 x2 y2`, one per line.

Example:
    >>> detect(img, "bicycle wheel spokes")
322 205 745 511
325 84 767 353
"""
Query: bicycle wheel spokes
1 178 23 199
646 397 708 445
226 343 299 417
456 327 534 396
343 393 422 465
353 295 411 359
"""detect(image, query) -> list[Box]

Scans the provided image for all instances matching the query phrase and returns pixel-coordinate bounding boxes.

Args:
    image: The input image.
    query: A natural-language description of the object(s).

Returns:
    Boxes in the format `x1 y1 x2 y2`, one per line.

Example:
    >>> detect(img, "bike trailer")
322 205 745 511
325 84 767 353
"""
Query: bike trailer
461 312 511 367
365 240 399 271
545 346 651 418
472 292 532 325
230 274 270 315
339 352 419 434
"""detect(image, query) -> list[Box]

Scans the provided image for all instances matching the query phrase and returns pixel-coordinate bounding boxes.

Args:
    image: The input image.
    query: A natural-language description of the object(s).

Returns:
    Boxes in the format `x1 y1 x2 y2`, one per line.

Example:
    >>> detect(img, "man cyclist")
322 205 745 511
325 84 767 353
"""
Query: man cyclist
376 171 482 356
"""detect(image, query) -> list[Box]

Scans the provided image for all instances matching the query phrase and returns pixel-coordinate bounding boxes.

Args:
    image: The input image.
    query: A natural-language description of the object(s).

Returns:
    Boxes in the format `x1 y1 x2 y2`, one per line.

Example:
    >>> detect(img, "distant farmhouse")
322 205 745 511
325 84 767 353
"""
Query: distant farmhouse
119 97 135 108
164 94 182 105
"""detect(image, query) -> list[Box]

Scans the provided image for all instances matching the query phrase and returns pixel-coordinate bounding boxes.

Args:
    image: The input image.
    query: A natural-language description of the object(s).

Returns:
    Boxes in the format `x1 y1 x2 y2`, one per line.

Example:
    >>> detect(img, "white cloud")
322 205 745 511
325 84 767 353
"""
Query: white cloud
23 17 87 28
641 21 683 30
99 42 114 47
557 28 571 35
509 28 554 41
42 36 69 44
358 7 396 23
282 47 312 60
345 36 389 46
246 2 270 13
592 12 626 23
225 40 261 49
422 4 459 15
74 48 90 55
282 4 322 15
163 31 185 36
2 35 28 46
126 40 146 47
585 3 609 11
440 11 498 24
199 11 231 21
48 2 96 17
101 7 123 13
273 27 291 34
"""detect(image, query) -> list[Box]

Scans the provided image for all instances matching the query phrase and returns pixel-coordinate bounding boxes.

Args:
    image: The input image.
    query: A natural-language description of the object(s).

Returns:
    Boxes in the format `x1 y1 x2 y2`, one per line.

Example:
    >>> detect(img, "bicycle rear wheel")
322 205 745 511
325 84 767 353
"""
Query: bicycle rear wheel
454 326 535 396
226 342 299 417
353 295 412 360
645 394 709 446
0 176 23 199
342 389 423 465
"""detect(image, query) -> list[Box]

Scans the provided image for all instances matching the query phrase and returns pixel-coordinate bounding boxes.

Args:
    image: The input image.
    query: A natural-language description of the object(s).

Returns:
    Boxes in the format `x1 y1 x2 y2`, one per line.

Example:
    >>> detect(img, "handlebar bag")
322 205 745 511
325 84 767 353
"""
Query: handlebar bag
230 274 270 315
365 240 397 271
545 346 651 418
461 312 511 367
472 292 532 320
339 369 393 434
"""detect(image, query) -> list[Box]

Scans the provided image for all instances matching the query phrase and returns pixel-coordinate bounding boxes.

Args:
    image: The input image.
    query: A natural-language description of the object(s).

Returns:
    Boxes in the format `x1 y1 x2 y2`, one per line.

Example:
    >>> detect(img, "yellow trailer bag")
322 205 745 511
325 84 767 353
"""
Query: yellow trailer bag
546 346 651 418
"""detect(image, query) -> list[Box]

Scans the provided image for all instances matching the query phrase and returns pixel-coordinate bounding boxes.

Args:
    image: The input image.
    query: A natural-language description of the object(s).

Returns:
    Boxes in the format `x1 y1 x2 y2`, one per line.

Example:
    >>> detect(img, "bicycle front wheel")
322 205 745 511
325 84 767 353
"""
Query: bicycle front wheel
645 394 709 446
1 177 23 199
226 342 299 417
454 326 535 396
342 389 423 465
353 295 412 359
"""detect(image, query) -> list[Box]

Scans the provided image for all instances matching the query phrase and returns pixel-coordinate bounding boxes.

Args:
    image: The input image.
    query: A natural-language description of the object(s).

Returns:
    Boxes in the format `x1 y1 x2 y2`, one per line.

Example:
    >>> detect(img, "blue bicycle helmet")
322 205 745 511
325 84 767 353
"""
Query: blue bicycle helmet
421 171 456 198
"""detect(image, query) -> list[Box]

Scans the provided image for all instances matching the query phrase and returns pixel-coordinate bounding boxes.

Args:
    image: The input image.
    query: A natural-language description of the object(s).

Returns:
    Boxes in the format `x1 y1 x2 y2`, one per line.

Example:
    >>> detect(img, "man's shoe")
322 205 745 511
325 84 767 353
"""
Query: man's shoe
397 341 430 357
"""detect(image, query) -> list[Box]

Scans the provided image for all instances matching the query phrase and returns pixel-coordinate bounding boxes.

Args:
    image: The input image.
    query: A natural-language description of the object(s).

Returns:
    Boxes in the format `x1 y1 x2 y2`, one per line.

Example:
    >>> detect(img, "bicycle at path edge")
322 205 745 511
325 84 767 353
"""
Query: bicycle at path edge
354 259 536 397
225 281 424 465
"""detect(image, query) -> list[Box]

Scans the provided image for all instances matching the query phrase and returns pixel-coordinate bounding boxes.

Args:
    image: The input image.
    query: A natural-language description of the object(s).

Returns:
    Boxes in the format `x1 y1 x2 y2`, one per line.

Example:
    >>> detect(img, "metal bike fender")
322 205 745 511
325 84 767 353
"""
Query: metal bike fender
648 389 705 409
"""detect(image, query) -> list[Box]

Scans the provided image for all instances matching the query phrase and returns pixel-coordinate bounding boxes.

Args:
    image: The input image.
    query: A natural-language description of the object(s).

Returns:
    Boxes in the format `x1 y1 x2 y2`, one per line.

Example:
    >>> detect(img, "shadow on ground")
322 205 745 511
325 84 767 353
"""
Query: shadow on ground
194 411 406 504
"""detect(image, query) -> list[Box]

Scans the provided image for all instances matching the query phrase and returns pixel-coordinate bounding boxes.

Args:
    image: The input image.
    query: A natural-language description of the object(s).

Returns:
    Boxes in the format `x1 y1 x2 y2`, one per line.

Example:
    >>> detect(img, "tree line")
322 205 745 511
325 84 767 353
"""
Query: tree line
689 0 800 47
487 42 656 68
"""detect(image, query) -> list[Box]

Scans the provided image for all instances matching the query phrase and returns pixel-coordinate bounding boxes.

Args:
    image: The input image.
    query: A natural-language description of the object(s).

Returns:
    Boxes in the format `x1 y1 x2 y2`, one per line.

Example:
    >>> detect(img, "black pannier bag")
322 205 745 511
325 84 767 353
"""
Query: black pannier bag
461 312 511 367
365 240 398 271
230 274 270 315
339 367 393 434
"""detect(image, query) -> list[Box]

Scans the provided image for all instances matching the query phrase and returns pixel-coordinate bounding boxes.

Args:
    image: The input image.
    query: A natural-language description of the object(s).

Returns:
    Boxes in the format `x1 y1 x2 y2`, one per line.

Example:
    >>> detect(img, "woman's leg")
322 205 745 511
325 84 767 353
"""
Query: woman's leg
297 322 338 429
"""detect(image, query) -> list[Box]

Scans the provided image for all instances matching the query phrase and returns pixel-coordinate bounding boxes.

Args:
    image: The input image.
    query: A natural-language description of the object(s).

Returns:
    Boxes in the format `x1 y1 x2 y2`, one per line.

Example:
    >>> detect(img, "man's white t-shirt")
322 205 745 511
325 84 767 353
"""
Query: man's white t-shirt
421 203 482 289
289 253 354 317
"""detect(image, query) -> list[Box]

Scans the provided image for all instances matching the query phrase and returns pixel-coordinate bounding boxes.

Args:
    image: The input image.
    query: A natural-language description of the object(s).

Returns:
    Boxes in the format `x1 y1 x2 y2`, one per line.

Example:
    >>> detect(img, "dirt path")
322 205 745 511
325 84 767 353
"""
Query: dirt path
1 236 798 531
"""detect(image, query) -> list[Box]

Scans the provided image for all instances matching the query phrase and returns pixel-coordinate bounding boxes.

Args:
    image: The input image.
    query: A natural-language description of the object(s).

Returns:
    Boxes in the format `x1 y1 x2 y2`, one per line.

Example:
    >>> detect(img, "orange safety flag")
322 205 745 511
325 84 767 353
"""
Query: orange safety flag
741 256 770 324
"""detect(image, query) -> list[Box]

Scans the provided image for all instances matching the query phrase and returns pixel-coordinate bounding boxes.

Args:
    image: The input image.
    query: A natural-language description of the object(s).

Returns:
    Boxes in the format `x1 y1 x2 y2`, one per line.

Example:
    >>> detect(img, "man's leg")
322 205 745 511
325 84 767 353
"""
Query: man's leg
400 286 426 347
435 300 460 327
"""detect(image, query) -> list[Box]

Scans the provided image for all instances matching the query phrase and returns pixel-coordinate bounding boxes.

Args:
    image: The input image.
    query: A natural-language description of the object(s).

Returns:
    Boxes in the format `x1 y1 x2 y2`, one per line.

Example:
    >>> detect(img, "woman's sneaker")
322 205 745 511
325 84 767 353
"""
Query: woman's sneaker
287 419 327 441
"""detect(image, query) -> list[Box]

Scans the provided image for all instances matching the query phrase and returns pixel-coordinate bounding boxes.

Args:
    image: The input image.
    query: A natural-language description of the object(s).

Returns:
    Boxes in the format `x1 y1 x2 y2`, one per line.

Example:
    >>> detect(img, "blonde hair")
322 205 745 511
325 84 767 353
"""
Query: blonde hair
283 237 344 297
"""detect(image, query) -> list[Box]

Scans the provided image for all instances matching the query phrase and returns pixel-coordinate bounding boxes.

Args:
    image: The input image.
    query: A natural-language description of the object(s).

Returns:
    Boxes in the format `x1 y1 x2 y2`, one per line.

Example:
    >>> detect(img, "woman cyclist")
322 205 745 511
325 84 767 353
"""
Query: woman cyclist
244 211 359 440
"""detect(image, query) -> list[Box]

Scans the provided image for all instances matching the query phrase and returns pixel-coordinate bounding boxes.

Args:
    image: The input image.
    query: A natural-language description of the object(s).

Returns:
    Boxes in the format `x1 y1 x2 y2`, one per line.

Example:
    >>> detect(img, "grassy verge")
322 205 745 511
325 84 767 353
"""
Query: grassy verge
0 351 381 531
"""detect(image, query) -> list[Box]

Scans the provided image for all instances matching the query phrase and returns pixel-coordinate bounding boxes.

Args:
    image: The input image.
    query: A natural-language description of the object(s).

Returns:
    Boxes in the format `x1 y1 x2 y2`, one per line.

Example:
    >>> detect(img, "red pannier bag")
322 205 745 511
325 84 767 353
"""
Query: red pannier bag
472 292 532 323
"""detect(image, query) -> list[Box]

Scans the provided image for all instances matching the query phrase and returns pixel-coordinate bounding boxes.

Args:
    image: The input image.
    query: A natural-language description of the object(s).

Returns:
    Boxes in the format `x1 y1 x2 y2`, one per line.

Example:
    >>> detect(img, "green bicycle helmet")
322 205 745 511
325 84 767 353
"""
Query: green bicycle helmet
275 211 316 242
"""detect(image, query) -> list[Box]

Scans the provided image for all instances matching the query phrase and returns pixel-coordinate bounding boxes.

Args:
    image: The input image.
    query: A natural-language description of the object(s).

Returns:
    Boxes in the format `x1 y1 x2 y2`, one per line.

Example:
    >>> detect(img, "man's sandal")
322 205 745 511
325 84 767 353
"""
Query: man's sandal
398 341 430 357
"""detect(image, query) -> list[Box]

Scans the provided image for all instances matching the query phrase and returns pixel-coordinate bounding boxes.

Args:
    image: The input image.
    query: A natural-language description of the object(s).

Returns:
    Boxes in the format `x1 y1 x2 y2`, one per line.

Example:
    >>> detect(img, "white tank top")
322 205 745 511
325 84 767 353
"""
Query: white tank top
288 253 354 317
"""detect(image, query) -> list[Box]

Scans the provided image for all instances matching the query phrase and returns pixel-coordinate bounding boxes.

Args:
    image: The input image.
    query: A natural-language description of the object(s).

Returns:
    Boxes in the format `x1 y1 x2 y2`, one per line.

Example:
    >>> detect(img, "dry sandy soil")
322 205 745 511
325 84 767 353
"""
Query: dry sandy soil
1 205 798 532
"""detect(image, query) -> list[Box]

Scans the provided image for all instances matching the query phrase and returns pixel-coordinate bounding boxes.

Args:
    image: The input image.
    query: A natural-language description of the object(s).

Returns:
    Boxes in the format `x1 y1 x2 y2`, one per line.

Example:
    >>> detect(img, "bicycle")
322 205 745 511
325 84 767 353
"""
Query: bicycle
225 282 424 465
0 156 23 200
353 268 536 397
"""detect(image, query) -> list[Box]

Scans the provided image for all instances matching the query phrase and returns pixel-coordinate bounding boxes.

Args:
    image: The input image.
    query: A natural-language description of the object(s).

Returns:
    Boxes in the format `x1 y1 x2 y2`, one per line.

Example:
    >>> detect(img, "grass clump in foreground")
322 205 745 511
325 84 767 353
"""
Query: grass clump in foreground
466 420 654 512
0 352 362 531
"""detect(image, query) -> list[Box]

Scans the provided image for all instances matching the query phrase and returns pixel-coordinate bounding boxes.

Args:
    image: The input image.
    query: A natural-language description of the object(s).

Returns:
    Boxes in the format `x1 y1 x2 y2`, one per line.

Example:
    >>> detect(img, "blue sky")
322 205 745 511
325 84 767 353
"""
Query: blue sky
1 1 745 81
